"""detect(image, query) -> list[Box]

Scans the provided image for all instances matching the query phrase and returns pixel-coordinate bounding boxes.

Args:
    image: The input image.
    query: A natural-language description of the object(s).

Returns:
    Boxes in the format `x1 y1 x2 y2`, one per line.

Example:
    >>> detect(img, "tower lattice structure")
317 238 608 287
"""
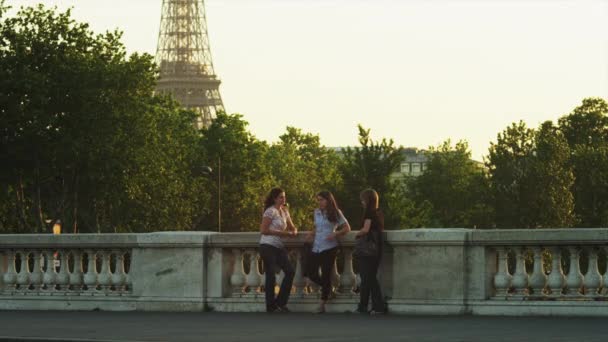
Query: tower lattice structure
155 0 224 128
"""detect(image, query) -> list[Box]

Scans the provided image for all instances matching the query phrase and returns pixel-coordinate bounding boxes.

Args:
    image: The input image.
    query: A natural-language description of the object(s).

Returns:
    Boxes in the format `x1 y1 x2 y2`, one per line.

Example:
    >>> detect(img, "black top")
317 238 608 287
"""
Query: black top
363 208 384 258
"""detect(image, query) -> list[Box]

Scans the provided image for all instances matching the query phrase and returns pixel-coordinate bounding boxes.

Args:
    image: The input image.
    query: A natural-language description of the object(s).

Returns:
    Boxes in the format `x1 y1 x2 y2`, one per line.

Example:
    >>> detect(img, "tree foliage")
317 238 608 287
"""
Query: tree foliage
336 125 404 228
0 4 206 233
408 140 493 228
558 98 608 227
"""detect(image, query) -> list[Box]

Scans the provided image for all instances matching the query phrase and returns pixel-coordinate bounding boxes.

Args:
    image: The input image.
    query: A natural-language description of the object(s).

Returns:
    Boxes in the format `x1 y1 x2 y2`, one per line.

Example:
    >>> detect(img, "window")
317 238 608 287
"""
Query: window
401 163 410 174
412 163 421 173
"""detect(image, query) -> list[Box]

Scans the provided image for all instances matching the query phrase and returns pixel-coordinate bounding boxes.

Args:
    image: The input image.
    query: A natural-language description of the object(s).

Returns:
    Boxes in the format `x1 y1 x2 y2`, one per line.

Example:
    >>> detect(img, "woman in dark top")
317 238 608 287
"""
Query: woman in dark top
355 188 385 314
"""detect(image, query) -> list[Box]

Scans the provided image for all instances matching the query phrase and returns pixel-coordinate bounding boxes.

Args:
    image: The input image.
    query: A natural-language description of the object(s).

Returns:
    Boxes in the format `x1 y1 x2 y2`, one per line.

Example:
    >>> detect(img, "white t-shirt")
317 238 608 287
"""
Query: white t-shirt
259 206 291 248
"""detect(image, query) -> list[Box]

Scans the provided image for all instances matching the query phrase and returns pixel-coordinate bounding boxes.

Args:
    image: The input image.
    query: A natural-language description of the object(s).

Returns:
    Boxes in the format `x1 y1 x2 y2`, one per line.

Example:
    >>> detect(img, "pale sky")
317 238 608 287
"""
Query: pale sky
6 0 608 160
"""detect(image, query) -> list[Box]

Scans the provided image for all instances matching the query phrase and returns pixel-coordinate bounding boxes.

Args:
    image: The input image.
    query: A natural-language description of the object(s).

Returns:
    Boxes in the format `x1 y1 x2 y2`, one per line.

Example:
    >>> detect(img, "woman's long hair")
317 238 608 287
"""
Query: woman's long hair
264 187 285 210
317 190 340 223
360 188 384 231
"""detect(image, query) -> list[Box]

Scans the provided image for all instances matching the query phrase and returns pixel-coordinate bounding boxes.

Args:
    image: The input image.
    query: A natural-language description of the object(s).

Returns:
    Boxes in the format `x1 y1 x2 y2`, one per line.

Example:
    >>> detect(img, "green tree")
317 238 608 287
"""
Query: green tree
408 140 493 228
384 178 433 228
558 98 608 227
486 121 537 228
337 125 404 228
487 120 576 228
530 121 575 227
0 4 206 233
199 113 272 232
267 127 342 230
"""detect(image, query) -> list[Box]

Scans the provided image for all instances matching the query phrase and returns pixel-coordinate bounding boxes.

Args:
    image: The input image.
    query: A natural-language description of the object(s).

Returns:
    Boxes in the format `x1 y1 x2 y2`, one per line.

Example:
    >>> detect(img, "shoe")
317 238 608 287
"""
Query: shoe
266 305 279 313
355 307 368 314
369 310 385 315
277 306 291 313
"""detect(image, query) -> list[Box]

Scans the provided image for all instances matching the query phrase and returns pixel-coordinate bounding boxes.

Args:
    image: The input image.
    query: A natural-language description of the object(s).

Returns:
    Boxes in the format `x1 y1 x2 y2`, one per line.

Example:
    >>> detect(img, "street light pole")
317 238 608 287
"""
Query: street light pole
218 156 221 233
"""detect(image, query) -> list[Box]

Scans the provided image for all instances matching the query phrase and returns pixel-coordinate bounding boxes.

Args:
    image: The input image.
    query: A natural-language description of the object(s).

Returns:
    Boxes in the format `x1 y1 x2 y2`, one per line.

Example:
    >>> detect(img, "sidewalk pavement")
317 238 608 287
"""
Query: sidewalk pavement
0 311 607 342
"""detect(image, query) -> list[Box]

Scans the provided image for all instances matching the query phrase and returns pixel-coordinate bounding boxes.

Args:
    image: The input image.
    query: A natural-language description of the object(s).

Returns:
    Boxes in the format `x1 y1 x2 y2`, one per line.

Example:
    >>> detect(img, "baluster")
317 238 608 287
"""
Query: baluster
245 249 262 295
276 270 285 293
55 250 70 292
42 249 57 292
547 247 565 297
565 247 583 297
29 250 43 292
603 247 608 297
339 248 356 295
511 247 529 297
330 258 340 295
111 250 127 294
230 249 246 296
3 250 17 293
2 250 17 293
493 247 512 297
292 249 306 298
69 250 84 292
83 250 98 293
583 247 602 297
16 250 30 293
97 250 112 294
528 247 547 297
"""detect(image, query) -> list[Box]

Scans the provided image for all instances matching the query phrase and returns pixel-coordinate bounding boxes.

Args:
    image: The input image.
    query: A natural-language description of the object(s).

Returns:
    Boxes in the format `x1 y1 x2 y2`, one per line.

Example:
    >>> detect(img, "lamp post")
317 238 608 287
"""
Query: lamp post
201 163 221 233
217 157 221 233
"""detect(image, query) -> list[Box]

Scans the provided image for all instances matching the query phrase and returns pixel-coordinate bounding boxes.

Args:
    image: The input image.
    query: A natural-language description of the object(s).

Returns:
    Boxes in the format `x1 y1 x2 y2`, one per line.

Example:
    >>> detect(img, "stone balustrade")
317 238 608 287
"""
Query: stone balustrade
225 243 359 300
492 246 608 299
1 229 608 316
1 249 131 295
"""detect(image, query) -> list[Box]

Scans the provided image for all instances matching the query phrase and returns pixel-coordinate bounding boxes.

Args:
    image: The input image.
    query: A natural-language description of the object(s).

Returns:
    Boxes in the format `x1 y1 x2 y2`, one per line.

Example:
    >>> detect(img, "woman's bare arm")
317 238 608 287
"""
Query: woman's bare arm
355 219 372 237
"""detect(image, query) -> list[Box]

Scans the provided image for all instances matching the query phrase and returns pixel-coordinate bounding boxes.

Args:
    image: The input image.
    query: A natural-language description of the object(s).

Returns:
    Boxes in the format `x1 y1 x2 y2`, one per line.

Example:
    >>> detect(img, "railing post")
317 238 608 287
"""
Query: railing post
16 250 30 293
511 247 529 297
583 247 602 297
339 248 355 296
56 250 70 292
2 250 17 294
69 250 84 293
30 250 43 292
230 249 246 296
42 249 57 293
245 249 262 295
493 247 512 298
546 247 565 297
528 247 547 297
111 250 127 294
83 250 98 293
292 249 306 298
565 247 583 297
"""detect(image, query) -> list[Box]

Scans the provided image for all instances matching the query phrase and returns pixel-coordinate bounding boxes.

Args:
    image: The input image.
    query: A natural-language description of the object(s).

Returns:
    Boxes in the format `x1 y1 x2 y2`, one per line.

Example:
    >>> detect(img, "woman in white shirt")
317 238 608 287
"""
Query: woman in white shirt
306 191 351 313
259 187 298 313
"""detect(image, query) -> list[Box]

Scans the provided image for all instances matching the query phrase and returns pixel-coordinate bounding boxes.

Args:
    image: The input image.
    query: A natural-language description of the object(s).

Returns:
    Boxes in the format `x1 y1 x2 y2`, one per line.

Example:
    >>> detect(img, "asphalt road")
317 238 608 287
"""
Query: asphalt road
0 311 607 342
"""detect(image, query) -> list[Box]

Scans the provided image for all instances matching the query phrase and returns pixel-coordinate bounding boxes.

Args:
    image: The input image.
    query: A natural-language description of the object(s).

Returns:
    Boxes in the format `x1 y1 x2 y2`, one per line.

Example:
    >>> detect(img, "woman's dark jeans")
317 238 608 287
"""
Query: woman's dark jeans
306 247 338 301
357 256 384 312
259 244 295 311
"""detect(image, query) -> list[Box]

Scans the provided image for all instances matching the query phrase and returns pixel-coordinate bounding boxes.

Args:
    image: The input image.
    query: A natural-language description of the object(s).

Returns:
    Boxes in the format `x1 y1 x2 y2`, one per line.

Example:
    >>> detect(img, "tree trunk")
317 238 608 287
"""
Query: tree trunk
35 160 46 233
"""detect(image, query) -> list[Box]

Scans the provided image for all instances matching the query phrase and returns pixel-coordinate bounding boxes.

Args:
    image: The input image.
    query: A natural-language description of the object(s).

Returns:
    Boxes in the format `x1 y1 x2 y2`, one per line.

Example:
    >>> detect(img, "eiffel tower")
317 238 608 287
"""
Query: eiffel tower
155 0 224 128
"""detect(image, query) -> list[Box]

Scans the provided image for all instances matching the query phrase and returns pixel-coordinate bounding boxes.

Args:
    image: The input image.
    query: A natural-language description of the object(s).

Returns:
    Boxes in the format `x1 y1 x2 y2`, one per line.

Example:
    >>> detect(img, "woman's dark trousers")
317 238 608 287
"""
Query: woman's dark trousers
259 244 295 311
306 247 338 301
357 256 384 312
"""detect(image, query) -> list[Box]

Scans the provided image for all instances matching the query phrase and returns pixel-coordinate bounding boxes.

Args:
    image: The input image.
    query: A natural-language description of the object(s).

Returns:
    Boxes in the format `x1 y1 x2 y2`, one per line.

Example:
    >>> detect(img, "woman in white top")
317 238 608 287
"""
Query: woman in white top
259 187 298 313
306 191 351 313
